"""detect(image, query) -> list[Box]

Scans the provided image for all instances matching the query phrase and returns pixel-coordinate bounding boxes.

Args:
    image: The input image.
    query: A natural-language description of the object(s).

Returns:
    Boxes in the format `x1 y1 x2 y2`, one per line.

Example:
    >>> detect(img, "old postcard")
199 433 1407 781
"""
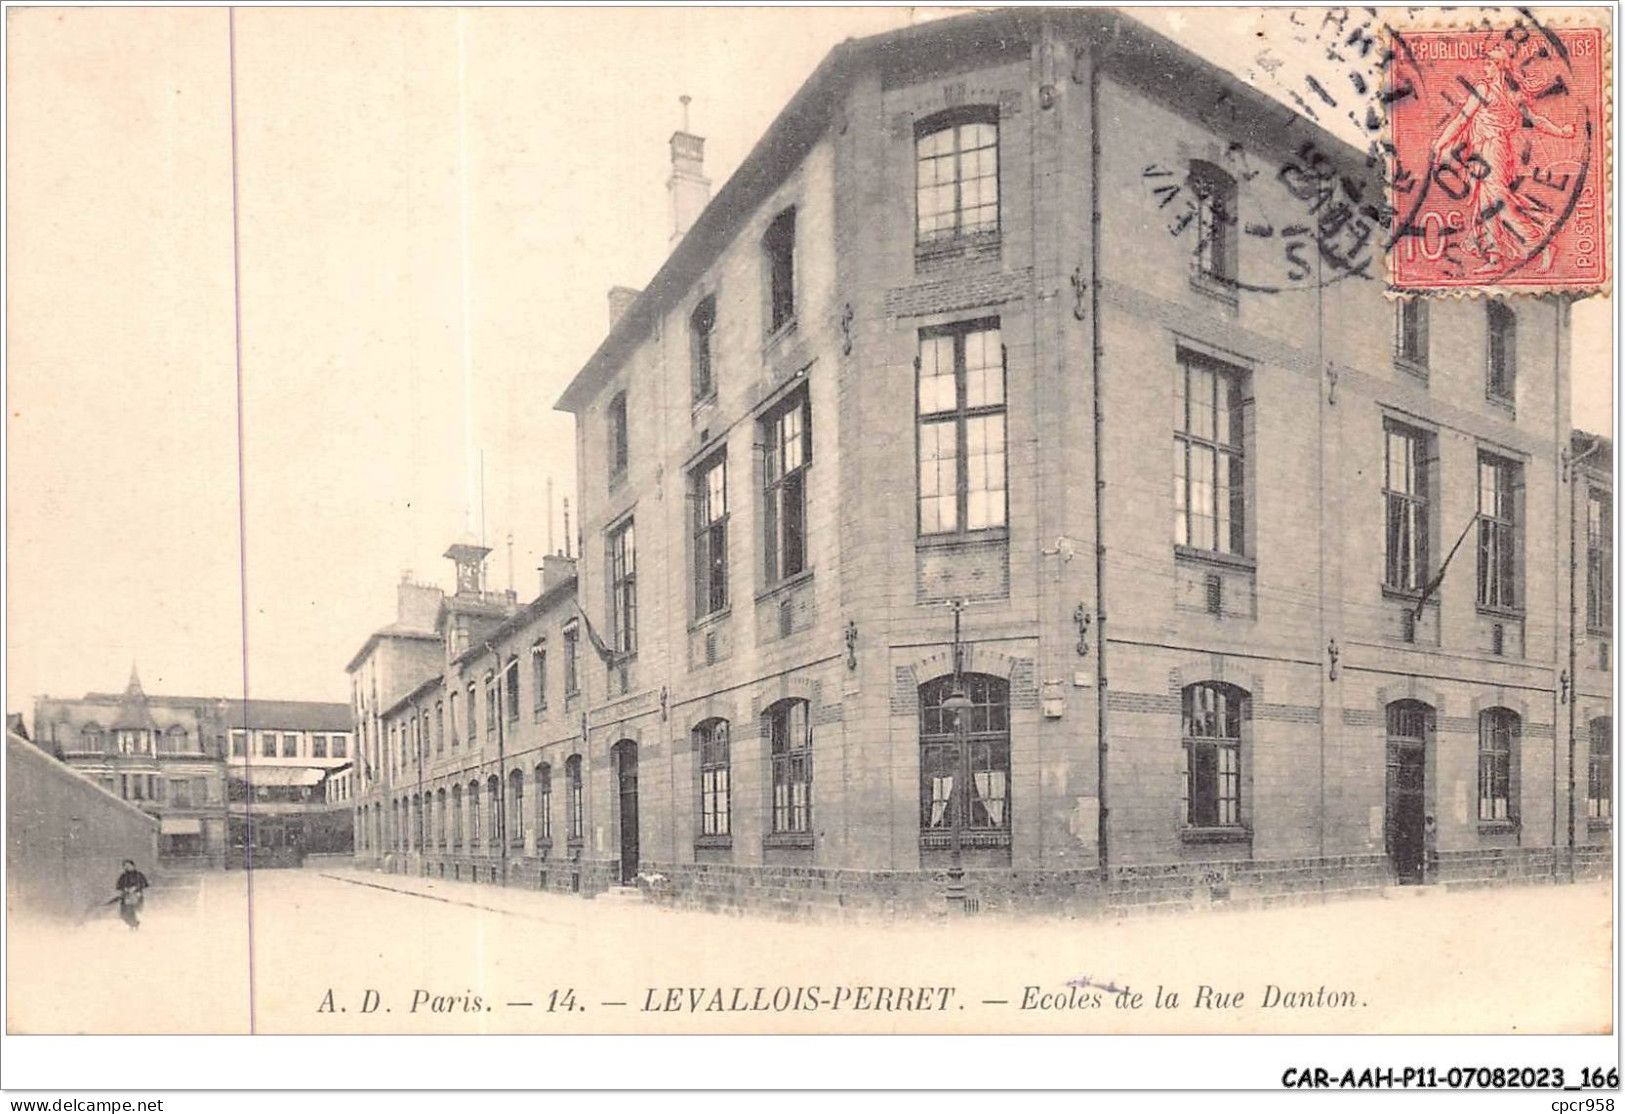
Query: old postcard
4 3 1616 1090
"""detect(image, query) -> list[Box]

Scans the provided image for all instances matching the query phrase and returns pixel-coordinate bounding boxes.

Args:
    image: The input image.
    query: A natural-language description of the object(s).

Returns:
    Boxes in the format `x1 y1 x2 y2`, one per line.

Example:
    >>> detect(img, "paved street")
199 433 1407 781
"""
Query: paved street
7 866 1612 1035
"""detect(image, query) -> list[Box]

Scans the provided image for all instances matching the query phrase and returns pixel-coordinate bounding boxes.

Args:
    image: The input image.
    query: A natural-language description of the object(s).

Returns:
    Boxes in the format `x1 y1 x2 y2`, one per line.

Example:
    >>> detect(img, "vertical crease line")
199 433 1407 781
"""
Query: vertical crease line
226 5 257 1035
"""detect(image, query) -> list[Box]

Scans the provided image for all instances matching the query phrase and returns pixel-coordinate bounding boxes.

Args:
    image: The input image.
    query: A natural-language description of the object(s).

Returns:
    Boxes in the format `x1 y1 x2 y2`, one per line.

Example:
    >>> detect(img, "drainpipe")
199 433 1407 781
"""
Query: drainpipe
1566 427 1601 883
487 643 509 887
1088 45 1110 888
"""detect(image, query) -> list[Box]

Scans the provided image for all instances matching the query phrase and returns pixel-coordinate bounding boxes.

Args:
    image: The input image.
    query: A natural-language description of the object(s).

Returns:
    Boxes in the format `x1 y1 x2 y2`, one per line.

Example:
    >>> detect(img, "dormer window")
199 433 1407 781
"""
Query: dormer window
915 107 999 251
764 208 796 334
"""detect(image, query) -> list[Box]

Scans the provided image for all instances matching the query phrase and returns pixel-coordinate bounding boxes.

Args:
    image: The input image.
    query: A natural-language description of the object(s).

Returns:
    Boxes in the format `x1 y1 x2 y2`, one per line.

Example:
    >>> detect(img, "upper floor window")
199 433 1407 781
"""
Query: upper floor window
1174 354 1246 555
762 390 811 585
764 207 796 334
1477 708 1519 822
484 672 498 736
1395 297 1429 369
230 730 247 758
532 642 547 710
466 681 478 741
1384 421 1431 592
563 622 581 697
1486 301 1516 402
607 391 629 480
766 698 812 836
448 691 460 747
504 657 520 722
1182 682 1246 829
331 733 347 759
692 453 729 619
312 734 328 759
690 295 716 403
434 702 444 754
608 518 637 656
1189 161 1237 284
1587 487 1612 632
918 320 1007 535
1476 452 1520 610
915 107 999 250
261 731 277 758
1588 717 1612 820
919 674 1010 834
696 718 731 838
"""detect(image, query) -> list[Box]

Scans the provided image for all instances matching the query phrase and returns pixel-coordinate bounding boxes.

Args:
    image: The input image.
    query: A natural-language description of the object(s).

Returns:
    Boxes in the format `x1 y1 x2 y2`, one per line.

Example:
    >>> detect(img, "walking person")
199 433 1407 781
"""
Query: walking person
113 859 149 930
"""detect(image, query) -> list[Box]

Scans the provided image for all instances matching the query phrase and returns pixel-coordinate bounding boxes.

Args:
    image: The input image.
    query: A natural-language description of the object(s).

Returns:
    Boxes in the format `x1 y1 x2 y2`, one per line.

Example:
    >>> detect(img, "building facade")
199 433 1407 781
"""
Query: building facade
32 670 351 868
354 9 1612 915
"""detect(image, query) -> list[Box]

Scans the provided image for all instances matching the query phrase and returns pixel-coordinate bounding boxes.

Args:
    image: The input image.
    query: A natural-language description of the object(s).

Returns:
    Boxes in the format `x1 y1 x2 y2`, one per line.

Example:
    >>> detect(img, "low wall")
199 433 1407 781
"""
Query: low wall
6 732 160 921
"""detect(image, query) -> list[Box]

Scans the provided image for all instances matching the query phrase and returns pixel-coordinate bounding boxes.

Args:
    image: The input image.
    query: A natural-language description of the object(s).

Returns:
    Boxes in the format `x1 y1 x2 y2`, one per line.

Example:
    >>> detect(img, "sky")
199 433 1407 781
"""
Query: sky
6 6 1613 713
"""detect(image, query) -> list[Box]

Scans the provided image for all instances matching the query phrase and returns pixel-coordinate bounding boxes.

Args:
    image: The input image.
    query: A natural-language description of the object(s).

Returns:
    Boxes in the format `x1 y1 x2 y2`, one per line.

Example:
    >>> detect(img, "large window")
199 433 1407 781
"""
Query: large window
692 453 728 619
1588 487 1612 632
468 781 481 847
767 699 813 836
1395 297 1429 368
1384 422 1430 592
1190 161 1237 284
484 673 498 737
1588 717 1612 820
607 391 629 479
563 623 581 697
918 320 1007 535
535 763 553 844
696 719 731 838
762 390 811 584
449 691 460 748
1486 301 1516 402
466 682 477 741
436 788 447 848
1477 708 1519 822
690 295 716 402
532 642 547 711
764 207 796 334
1174 355 1246 555
565 756 584 842
505 658 520 723
487 774 501 847
1477 453 1519 610
451 785 463 848
434 702 444 755
915 107 999 248
508 769 524 847
1181 682 1245 828
609 519 637 656
918 674 1011 834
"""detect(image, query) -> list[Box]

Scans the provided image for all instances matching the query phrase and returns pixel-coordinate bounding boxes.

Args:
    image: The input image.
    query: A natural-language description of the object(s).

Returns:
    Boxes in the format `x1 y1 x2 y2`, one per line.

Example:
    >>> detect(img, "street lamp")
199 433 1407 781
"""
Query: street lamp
943 599 973 913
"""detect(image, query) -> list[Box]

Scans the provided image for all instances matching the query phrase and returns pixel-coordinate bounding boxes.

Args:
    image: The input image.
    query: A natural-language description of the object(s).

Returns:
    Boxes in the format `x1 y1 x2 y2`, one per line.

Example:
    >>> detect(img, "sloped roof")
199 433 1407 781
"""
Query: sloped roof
224 700 352 732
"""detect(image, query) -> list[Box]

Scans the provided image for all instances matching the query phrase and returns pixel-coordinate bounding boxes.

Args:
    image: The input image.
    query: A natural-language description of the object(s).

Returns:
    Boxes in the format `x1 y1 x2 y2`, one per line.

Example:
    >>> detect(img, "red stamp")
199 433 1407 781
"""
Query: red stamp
1387 21 1608 292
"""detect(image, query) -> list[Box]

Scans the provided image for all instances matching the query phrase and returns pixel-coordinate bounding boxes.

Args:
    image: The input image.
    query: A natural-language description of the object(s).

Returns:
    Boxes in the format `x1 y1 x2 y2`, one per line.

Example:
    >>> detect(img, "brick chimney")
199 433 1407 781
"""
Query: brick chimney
667 95 710 246
607 285 641 329
540 553 577 594
396 576 444 630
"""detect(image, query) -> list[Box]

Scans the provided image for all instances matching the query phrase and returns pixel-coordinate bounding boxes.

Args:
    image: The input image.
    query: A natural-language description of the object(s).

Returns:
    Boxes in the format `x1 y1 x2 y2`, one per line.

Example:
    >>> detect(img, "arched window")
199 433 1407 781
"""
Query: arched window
765 699 813 836
435 701 444 754
468 781 481 846
1181 682 1246 828
505 657 520 723
565 756 584 842
918 674 1010 834
436 787 447 847
1587 716 1612 820
1189 160 1237 282
535 763 552 844
695 719 731 838
466 682 477 741
915 106 1000 248
79 724 104 754
1477 708 1520 822
486 774 501 847
508 768 525 846
451 785 463 849
449 691 460 748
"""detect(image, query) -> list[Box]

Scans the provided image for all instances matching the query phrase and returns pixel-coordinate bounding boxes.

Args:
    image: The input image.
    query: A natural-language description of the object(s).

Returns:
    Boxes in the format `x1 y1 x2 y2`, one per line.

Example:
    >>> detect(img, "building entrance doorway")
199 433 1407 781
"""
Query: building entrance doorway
613 740 639 885
1385 702 1429 884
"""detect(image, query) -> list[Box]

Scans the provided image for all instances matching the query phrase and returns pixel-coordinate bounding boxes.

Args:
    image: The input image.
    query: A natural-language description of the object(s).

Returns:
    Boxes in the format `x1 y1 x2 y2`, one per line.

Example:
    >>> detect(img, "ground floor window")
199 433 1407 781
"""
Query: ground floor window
696 719 731 837
918 674 1010 832
1478 708 1519 822
1181 681 1245 828
1589 716 1612 820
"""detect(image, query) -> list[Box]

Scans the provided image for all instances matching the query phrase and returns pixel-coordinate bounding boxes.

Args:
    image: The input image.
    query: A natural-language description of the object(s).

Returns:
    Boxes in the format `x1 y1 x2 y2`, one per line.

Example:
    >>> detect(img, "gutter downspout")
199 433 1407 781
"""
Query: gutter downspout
1566 423 1600 883
1088 45 1110 890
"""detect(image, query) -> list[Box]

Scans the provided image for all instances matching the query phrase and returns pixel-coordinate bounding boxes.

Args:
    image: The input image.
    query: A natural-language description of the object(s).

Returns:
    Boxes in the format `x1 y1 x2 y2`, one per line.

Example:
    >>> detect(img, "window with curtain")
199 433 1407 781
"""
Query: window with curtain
918 674 1011 834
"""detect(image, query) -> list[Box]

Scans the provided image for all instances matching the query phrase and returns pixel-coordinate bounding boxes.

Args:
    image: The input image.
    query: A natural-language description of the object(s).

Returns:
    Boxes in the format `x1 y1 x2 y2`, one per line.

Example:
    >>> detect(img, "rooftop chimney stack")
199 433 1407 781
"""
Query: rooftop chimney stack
608 285 641 328
667 95 710 247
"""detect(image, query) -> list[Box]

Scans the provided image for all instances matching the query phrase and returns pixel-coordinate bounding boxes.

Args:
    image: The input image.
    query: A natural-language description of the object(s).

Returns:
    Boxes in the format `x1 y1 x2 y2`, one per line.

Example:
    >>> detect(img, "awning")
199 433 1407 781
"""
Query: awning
228 766 327 788
160 817 202 835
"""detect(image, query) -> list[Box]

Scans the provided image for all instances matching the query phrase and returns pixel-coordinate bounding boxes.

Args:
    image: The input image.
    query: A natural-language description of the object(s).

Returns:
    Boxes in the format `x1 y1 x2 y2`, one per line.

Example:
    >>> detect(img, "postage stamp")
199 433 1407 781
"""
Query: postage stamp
1386 19 1609 293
